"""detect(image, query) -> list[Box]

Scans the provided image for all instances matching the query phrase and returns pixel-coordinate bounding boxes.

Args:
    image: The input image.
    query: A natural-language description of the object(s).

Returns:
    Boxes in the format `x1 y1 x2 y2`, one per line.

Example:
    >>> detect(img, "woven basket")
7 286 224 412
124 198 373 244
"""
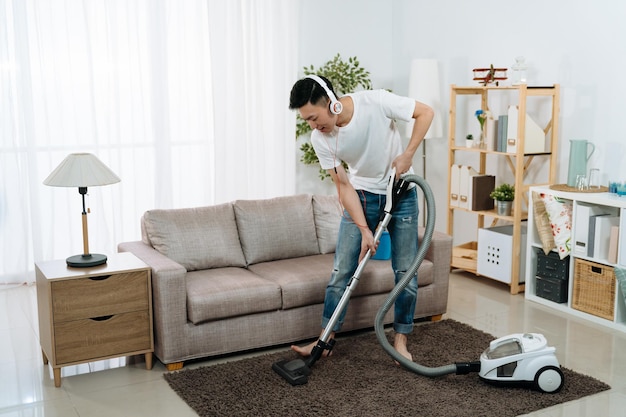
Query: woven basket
572 259 615 320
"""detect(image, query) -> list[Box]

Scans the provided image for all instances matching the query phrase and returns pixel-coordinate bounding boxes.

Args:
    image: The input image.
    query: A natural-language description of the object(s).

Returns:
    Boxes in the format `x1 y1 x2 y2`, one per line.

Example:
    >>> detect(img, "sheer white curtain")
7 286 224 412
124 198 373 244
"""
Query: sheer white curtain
0 0 297 284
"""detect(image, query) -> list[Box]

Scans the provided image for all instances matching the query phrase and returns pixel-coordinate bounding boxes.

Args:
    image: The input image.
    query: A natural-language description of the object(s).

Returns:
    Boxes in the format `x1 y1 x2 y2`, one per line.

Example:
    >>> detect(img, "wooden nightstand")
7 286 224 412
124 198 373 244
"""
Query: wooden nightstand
35 252 153 387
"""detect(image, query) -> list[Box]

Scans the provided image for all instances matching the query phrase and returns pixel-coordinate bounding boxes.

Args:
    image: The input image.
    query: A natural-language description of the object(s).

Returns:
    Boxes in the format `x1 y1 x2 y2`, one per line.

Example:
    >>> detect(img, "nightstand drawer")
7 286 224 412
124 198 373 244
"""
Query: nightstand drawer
54 310 151 364
52 271 149 322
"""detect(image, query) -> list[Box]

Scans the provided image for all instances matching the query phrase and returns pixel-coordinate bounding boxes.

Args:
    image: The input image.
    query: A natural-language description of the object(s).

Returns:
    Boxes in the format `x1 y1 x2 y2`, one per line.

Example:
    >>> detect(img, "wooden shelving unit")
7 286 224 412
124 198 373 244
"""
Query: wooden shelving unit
447 84 560 294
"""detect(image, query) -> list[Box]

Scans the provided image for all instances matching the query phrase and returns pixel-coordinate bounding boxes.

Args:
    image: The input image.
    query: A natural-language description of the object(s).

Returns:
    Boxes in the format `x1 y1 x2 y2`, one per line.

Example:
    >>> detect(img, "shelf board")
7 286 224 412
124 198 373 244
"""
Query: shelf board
452 85 557 94
449 206 528 222
450 146 552 156
526 293 626 332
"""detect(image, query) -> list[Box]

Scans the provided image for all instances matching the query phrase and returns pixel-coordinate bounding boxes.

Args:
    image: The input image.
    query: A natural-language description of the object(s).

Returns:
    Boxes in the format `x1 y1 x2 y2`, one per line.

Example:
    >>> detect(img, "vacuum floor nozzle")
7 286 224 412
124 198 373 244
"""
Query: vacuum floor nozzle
272 359 312 386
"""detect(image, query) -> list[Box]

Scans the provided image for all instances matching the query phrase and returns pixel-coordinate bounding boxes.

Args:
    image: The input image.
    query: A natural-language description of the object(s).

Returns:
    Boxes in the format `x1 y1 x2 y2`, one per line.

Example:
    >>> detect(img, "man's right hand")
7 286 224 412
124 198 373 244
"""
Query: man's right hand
359 226 377 262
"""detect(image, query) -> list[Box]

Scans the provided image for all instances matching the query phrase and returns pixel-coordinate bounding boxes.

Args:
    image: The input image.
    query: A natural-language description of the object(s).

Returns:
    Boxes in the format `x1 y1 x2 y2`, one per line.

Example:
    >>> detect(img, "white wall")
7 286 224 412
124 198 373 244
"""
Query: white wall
296 0 394 196
392 0 626 241
298 0 626 239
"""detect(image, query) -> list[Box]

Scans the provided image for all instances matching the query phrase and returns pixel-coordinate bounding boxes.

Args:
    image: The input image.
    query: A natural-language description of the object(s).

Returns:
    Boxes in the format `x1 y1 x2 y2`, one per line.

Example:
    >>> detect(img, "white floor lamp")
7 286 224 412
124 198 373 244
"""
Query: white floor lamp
406 59 443 225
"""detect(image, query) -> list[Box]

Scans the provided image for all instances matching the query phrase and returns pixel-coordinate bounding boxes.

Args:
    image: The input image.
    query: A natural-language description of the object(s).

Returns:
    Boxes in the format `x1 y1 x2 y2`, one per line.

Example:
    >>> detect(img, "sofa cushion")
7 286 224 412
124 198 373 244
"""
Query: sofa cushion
186 267 282 324
313 195 342 254
142 203 246 271
249 255 434 310
234 194 320 264
248 254 333 309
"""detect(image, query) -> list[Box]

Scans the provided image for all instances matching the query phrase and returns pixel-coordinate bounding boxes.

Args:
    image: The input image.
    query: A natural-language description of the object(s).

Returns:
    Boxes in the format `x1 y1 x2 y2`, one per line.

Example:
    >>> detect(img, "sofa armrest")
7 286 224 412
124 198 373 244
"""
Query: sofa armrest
419 228 453 288
118 241 188 362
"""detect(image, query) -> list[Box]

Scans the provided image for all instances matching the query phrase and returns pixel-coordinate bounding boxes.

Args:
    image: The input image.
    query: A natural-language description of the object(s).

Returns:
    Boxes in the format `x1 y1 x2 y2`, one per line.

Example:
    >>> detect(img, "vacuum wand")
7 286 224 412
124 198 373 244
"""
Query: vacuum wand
308 211 392 366
273 168 407 385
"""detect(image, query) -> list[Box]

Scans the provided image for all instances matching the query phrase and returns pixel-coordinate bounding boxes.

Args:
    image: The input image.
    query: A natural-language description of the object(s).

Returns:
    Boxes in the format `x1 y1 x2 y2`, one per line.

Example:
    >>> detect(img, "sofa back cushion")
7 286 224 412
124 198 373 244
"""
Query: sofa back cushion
234 194 319 264
313 195 342 254
142 203 246 271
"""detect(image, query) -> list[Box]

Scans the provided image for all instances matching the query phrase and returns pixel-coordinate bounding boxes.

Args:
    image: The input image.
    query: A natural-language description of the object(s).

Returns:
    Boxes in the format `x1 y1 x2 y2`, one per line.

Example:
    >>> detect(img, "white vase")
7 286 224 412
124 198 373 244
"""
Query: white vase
466 140 474 148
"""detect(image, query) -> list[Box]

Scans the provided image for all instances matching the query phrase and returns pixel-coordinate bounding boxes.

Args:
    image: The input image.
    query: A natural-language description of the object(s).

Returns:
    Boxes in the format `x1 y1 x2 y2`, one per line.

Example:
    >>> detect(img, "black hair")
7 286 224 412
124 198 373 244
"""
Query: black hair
289 75 336 110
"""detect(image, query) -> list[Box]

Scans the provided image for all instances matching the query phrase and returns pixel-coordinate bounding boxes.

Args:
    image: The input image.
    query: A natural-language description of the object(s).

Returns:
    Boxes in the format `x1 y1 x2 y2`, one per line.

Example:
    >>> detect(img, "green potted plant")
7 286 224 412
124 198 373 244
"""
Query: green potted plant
465 134 474 148
296 54 372 180
490 183 515 216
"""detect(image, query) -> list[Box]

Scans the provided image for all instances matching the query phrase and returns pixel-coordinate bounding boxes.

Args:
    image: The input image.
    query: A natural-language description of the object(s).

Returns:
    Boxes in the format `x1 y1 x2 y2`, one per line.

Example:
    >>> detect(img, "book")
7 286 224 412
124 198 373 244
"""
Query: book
485 117 497 151
497 115 508 152
468 175 495 211
608 225 620 264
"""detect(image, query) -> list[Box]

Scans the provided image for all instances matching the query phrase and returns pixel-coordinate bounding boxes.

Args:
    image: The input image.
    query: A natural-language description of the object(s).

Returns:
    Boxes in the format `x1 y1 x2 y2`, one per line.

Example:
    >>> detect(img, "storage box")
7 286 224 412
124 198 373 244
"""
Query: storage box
572 258 615 320
536 275 568 303
477 225 527 284
535 249 569 280
452 241 478 273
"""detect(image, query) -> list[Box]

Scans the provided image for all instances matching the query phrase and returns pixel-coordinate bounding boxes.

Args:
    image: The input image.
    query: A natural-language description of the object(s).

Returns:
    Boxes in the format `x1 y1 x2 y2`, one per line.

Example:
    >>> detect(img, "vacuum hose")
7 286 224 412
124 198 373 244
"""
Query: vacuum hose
374 174 479 376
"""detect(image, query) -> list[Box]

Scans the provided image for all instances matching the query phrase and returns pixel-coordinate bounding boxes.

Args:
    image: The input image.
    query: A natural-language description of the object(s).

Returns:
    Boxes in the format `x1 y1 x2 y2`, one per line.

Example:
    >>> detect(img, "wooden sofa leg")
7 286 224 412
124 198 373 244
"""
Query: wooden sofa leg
165 362 184 371
430 314 443 322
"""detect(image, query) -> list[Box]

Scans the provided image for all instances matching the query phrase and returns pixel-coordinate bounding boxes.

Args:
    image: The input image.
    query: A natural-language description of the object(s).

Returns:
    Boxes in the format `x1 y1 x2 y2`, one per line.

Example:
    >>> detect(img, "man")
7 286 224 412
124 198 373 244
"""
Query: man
288 74 434 361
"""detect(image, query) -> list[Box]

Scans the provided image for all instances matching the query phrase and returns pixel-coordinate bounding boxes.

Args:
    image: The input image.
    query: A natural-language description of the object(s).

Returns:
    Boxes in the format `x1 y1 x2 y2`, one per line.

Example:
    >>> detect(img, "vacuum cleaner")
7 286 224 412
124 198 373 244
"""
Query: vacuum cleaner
273 170 564 393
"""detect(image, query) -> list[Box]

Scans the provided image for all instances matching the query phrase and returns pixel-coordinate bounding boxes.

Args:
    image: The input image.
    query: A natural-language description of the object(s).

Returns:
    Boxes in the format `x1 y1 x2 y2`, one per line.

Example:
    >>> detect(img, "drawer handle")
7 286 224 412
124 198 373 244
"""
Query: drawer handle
91 315 114 322
89 275 111 281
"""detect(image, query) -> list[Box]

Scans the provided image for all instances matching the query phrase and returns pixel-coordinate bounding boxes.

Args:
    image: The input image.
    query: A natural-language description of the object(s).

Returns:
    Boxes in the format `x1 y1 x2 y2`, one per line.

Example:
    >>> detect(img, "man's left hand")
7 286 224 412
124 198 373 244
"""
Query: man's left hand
392 154 412 178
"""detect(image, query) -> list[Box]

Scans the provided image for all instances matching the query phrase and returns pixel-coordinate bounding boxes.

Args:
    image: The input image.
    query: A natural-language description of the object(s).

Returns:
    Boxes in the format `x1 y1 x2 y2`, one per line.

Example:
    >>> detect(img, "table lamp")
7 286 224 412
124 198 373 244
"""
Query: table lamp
43 153 121 267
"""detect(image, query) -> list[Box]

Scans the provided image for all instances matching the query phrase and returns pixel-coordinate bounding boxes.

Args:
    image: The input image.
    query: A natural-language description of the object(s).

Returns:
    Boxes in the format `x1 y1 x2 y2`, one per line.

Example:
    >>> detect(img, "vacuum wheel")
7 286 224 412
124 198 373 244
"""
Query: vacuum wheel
534 366 564 393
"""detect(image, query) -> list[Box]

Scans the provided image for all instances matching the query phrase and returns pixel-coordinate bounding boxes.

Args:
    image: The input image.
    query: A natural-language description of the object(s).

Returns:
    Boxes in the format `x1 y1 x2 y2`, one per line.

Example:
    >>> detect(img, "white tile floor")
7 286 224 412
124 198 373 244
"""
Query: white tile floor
1 271 625 416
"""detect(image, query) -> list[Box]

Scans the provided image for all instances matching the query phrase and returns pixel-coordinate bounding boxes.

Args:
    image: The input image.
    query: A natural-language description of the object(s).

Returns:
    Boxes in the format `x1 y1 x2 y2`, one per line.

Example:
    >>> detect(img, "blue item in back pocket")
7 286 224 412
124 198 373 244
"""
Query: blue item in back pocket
372 230 391 260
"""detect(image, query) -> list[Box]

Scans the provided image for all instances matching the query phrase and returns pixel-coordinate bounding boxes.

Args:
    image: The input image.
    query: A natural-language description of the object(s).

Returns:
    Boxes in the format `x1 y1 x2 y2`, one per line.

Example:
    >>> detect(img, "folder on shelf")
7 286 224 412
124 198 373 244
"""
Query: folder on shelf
459 165 478 210
450 164 461 207
592 216 620 260
620 213 626 267
587 214 610 257
468 175 495 211
574 204 618 256
506 105 547 154
485 116 497 151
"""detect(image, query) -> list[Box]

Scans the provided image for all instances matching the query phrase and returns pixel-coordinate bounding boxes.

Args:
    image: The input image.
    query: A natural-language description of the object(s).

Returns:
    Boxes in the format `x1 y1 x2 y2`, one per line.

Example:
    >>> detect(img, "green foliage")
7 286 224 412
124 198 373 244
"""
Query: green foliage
297 54 373 180
490 183 515 201
466 134 473 140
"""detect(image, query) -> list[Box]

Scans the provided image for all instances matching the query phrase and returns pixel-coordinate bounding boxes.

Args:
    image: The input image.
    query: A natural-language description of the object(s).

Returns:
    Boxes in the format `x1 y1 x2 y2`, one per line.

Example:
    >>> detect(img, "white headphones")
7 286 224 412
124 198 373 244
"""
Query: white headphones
307 75 343 115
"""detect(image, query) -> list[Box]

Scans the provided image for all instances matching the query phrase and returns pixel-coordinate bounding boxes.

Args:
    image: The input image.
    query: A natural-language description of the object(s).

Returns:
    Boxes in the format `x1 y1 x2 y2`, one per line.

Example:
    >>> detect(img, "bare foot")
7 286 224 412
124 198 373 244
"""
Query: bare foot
290 340 317 357
394 333 413 364
291 331 335 357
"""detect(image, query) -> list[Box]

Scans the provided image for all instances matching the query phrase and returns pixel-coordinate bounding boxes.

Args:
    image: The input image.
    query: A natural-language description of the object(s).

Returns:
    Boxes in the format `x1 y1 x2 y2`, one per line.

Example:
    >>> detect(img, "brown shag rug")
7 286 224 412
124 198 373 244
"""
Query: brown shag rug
164 320 610 417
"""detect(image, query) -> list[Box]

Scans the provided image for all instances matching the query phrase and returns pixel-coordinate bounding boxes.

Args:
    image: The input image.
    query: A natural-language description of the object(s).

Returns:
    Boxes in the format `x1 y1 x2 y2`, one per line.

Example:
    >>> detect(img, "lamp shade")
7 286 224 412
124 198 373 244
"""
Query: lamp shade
405 59 443 139
43 153 120 187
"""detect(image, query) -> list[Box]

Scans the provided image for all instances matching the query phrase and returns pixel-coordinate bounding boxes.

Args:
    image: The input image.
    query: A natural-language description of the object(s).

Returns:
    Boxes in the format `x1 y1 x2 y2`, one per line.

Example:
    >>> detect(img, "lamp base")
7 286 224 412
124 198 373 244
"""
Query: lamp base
66 253 108 268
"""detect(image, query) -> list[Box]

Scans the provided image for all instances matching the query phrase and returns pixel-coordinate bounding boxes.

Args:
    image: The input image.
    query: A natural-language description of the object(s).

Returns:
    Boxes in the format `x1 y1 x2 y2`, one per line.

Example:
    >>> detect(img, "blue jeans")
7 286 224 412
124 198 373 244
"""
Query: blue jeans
321 187 419 334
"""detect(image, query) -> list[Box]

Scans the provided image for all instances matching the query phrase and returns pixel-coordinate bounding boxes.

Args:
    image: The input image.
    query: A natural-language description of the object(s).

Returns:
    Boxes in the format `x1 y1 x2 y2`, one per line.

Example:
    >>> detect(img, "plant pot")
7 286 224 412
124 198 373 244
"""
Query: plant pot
495 200 513 216
466 140 474 148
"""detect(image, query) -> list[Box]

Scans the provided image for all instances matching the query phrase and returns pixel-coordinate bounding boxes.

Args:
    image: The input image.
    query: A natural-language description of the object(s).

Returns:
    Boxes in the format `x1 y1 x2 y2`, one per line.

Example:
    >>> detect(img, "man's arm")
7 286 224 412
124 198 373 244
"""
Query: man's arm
329 164 377 261
392 101 434 178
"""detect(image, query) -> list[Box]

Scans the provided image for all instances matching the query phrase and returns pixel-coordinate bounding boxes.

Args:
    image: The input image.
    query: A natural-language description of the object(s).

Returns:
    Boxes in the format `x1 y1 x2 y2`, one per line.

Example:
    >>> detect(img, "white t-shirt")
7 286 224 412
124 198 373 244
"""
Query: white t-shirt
311 89 416 194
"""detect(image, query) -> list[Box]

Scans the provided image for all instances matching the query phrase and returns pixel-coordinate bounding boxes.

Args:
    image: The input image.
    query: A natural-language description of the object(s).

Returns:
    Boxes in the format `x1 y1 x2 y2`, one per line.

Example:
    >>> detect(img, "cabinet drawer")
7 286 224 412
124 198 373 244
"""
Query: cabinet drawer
54 310 151 364
52 271 149 322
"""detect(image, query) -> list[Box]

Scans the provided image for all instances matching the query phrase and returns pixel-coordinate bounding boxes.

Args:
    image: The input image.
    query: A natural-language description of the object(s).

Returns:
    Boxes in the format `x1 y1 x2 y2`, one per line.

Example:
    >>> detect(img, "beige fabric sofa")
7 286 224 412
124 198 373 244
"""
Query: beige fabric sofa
118 194 452 370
